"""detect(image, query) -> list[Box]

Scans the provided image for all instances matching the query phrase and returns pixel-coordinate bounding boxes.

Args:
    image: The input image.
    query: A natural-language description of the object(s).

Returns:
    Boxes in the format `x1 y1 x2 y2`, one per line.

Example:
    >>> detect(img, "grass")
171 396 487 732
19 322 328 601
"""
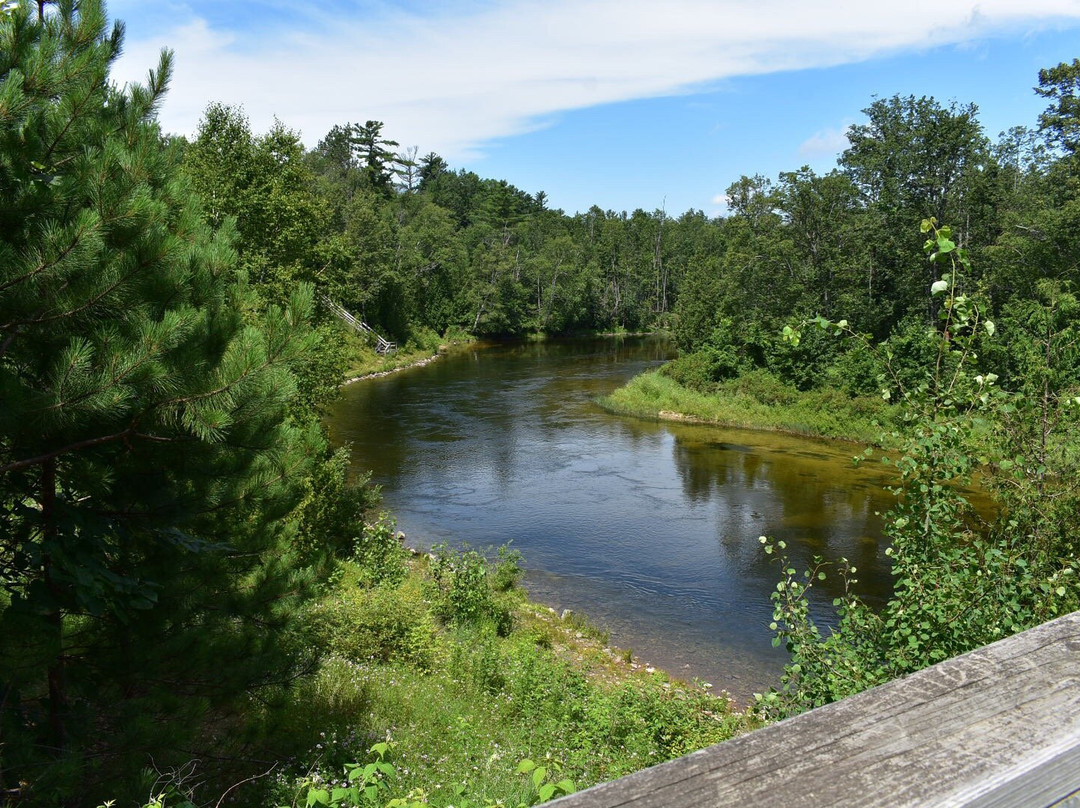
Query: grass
338 325 475 381
253 548 755 808
598 368 897 444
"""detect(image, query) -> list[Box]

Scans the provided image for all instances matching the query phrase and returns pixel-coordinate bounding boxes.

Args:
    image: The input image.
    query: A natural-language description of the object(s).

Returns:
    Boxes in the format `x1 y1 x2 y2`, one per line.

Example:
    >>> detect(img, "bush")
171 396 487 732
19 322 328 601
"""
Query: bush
306 575 440 670
295 448 379 571
448 625 508 694
405 326 444 353
825 344 887 397
491 545 524 592
661 319 751 391
354 516 408 587
426 544 516 635
660 351 722 391
717 368 797 407
765 324 839 390
760 222 1080 718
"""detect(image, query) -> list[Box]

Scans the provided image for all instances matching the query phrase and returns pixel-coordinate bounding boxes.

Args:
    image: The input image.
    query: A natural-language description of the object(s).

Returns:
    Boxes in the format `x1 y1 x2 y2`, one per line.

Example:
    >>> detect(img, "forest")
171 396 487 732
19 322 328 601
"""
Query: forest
2 0 1079 805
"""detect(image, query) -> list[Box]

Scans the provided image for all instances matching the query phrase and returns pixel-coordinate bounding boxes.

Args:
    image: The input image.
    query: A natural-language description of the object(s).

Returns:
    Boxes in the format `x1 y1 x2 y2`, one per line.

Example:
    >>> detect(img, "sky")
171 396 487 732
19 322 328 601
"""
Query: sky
106 1 1080 217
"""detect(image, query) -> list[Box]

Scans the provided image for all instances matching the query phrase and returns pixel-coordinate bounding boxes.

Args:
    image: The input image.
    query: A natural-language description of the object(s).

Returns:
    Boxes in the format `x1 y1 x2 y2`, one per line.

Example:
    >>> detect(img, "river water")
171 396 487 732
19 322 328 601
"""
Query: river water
326 337 898 701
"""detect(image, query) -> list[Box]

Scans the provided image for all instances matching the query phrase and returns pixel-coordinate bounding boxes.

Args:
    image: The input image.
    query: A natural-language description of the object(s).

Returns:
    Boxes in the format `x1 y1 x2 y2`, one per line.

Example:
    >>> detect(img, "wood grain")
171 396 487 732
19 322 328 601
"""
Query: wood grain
554 611 1080 807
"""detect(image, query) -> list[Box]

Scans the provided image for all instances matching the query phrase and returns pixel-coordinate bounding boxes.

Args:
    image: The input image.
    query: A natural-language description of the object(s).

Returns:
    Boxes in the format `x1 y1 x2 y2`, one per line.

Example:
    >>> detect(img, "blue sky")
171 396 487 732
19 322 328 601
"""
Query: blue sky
107 1 1080 217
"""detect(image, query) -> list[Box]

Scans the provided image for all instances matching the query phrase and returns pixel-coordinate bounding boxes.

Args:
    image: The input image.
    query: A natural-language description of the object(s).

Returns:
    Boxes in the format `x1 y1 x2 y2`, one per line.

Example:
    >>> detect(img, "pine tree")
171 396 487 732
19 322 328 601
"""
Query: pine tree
351 119 399 197
0 2 332 801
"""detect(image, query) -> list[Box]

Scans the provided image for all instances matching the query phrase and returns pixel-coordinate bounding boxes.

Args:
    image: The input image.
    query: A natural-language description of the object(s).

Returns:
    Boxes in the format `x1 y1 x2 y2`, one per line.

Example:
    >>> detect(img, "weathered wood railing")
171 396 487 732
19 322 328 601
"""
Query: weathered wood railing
554 611 1080 807
322 297 396 354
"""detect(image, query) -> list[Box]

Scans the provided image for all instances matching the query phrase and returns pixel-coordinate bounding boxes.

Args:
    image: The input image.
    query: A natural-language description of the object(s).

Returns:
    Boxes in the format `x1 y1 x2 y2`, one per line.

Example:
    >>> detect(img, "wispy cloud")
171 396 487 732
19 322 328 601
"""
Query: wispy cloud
709 193 730 216
798 126 852 161
111 0 1080 160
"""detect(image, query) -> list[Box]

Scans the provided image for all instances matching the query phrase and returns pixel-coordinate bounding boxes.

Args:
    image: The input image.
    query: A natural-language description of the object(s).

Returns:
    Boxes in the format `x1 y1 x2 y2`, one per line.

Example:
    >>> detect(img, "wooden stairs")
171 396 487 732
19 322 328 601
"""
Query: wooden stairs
322 297 396 355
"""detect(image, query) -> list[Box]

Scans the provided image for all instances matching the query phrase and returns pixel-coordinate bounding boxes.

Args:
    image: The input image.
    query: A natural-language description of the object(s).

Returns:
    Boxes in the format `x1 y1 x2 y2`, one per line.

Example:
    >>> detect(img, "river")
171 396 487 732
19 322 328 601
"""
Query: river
326 337 898 701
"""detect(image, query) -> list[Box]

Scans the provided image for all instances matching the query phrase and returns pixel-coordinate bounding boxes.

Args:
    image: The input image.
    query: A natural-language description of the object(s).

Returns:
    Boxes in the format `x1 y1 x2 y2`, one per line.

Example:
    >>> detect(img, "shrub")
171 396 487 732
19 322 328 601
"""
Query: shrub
307 575 440 670
717 368 797 407
426 544 515 635
354 516 409 587
825 343 887 397
491 545 524 592
760 221 1080 718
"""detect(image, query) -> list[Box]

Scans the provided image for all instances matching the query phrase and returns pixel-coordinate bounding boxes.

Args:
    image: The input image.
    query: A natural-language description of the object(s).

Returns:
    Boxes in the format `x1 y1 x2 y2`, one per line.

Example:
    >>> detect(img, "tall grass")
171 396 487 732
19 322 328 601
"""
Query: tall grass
250 548 754 808
598 369 895 444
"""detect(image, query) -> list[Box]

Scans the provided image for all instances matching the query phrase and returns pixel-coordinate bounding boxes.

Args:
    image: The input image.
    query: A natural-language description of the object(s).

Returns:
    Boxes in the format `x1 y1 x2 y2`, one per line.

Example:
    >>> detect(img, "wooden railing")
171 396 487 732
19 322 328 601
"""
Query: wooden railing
553 611 1080 807
322 297 396 354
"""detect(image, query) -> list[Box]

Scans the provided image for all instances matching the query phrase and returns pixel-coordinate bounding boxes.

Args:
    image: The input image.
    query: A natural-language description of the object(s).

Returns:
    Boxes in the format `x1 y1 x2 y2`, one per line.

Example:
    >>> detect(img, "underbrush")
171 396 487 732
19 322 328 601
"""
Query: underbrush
599 368 895 444
339 324 475 381
238 538 753 807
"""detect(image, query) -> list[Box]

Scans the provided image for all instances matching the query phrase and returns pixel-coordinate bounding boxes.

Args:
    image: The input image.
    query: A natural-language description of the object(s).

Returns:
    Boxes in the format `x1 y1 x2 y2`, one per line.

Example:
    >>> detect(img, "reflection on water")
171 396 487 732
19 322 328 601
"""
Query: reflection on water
326 338 898 701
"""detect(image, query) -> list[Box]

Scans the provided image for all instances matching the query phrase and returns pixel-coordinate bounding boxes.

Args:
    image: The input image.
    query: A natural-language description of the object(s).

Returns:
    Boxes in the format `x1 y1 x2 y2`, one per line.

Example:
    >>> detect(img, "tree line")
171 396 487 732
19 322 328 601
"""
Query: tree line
177 64 1079 405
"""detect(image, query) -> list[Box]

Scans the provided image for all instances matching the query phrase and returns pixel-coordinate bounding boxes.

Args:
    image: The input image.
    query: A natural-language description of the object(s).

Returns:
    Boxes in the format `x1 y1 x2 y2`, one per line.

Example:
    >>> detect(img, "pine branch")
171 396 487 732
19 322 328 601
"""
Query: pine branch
0 426 134 474
0 220 93 296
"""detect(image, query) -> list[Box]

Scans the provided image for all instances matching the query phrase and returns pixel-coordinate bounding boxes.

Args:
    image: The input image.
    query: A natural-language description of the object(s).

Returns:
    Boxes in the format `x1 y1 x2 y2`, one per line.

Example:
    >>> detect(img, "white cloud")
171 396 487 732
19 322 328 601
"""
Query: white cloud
111 0 1080 160
709 193 730 216
798 126 852 160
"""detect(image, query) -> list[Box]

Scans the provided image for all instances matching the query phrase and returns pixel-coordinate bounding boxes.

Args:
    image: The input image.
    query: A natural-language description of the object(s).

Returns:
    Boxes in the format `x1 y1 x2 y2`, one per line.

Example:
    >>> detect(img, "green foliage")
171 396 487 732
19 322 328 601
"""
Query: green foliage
184 104 329 309
353 516 409 587
307 572 440 670
252 553 746 808
1036 58 1080 155
601 368 893 443
278 745 573 808
426 544 519 634
12 3 1080 802
515 758 576 804
824 343 885 397
0 4 367 801
760 221 1080 718
661 320 748 390
295 448 379 573
491 545 525 593
249 656 374 771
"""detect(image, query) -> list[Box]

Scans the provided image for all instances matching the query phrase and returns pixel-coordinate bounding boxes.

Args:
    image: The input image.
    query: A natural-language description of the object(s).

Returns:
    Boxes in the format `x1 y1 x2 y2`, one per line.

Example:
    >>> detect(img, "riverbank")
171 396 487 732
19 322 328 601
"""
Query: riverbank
267 537 755 807
598 368 897 444
339 328 478 384
342 348 446 384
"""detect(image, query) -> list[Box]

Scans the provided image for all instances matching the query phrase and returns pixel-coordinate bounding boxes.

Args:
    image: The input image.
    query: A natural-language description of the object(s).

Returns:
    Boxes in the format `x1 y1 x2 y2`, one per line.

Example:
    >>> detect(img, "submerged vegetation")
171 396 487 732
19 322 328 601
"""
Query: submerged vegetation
2 0 1080 804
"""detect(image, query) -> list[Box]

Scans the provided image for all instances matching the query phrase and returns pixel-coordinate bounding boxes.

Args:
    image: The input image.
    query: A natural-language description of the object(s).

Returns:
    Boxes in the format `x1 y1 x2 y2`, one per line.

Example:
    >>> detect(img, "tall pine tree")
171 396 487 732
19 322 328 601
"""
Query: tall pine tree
0 2 338 801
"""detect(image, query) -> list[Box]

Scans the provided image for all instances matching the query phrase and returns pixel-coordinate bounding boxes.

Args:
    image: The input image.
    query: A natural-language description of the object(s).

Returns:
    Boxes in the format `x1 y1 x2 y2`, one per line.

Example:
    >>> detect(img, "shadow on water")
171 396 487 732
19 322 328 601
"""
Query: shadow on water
327 337 901 702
